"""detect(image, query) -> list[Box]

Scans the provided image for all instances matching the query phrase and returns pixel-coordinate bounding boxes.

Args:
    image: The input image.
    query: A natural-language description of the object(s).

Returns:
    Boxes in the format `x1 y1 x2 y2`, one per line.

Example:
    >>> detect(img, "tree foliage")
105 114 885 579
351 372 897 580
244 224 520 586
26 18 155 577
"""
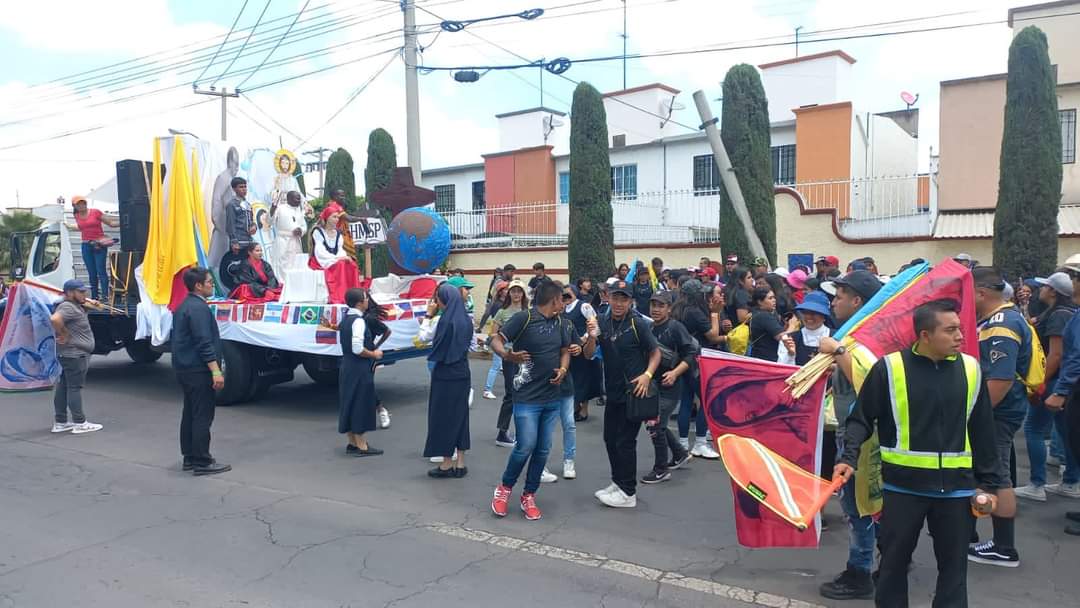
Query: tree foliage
364 128 397 277
324 147 357 212
0 211 43 274
567 82 615 283
993 26 1062 279
716 64 776 265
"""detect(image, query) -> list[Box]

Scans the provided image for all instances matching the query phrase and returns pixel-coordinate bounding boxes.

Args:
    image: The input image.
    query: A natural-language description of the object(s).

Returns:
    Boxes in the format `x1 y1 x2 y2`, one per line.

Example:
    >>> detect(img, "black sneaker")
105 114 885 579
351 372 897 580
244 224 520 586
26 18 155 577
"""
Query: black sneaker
1066 522 1080 536
183 457 215 471
668 453 692 470
967 540 1020 568
641 470 671 484
819 568 874 600
495 430 516 448
1067 511 1080 523
192 462 232 476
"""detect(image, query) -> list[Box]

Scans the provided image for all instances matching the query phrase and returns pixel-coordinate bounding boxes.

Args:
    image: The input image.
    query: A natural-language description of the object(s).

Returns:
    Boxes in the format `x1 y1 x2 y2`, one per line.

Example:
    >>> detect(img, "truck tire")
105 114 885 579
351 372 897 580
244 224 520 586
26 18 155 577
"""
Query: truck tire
125 339 162 363
301 354 340 386
217 341 252 405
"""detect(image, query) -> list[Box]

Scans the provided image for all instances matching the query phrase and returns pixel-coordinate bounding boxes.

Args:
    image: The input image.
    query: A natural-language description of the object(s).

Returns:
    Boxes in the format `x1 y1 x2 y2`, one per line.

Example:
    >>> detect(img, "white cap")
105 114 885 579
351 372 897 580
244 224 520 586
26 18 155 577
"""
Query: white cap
1065 254 1080 274
1035 272 1074 297
820 281 837 297
772 267 790 278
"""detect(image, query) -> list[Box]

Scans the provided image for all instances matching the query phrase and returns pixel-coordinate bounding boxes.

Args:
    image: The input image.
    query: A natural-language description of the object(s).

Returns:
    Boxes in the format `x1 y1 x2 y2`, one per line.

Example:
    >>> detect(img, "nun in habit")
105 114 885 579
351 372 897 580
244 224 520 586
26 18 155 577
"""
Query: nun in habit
419 283 473 478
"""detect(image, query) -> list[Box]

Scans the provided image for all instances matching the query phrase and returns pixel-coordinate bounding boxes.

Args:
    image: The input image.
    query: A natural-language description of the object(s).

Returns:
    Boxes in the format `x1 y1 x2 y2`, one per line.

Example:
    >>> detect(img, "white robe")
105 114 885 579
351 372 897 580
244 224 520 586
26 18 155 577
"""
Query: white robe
312 227 347 269
272 203 308 272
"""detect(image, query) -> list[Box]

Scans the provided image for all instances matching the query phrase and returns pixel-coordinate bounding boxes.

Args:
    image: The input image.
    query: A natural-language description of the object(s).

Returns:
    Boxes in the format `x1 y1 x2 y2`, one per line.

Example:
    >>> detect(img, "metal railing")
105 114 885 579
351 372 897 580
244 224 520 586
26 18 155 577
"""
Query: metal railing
791 174 936 238
443 189 722 249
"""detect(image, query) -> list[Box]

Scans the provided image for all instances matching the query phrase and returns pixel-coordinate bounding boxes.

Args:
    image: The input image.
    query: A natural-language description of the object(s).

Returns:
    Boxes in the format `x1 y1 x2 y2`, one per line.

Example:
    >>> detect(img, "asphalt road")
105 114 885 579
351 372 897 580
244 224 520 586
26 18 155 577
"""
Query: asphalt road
1 352 1078 608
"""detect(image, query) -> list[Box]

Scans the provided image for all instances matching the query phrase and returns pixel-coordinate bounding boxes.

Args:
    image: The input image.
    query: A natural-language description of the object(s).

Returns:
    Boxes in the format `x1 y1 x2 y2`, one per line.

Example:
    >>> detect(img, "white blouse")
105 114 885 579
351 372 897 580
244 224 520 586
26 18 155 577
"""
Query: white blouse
348 307 366 356
312 227 347 269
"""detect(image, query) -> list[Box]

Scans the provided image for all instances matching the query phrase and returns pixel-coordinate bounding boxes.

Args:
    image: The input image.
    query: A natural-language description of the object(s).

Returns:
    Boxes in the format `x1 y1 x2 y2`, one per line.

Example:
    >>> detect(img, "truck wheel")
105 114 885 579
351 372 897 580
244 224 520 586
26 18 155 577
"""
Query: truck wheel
125 339 162 363
217 341 252 405
301 354 340 386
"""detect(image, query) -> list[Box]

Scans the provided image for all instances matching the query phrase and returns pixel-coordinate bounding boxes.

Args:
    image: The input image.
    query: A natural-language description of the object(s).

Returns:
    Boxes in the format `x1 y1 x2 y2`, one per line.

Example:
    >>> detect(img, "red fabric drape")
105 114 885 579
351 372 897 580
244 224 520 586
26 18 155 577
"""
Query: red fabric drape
323 258 362 304
229 284 281 303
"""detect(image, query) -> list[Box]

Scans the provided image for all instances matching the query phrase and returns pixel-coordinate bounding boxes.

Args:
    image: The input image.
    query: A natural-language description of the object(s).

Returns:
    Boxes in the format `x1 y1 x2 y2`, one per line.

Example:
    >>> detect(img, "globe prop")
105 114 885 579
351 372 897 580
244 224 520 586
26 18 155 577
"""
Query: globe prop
386 207 451 274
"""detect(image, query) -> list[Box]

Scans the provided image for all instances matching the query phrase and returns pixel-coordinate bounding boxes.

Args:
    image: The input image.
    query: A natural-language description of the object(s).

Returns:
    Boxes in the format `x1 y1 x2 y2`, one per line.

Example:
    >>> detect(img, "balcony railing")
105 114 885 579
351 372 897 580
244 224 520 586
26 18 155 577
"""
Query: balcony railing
791 174 936 238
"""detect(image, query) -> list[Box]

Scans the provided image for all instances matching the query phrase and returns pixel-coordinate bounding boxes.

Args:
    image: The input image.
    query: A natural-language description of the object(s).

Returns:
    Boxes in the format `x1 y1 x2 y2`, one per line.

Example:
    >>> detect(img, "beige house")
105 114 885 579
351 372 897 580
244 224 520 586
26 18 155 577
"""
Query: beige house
937 0 1080 223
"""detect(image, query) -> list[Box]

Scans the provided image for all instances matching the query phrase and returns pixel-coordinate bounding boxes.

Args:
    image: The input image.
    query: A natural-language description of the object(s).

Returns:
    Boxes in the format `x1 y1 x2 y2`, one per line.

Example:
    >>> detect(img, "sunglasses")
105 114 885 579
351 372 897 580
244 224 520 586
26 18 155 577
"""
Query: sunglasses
562 293 573 300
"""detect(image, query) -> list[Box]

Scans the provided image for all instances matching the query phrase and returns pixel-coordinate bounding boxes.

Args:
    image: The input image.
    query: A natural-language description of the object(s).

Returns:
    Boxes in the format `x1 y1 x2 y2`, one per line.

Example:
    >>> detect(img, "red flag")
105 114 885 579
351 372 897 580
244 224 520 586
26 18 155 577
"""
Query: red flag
699 351 829 548
847 259 978 359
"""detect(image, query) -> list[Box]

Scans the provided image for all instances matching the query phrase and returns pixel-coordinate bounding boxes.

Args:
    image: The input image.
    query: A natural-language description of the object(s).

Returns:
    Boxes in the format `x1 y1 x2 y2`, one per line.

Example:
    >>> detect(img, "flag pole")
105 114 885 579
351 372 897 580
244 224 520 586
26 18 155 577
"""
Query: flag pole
796 476 845 531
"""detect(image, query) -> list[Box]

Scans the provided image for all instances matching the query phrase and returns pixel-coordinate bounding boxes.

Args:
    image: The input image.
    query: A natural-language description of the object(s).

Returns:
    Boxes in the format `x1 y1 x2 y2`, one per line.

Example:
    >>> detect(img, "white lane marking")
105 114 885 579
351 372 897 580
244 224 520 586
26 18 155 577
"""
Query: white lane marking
425 522 825 608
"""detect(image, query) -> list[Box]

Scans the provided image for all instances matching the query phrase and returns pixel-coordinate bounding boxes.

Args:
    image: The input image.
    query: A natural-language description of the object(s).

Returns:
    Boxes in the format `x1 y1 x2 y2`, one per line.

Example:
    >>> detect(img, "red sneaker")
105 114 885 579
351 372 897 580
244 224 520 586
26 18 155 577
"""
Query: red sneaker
491 485 512 517
520 492 542 521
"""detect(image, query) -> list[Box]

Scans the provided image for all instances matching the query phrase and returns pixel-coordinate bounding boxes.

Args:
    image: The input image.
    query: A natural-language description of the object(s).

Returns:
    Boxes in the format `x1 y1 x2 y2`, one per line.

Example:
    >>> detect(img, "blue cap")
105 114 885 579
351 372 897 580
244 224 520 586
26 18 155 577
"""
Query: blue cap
795 291 832 318
62 279 90 293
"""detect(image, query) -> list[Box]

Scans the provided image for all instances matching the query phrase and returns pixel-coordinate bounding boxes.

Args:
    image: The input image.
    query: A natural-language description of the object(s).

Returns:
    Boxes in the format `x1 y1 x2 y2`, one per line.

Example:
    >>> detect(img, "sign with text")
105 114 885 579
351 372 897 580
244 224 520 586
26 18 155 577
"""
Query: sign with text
348 218 386 246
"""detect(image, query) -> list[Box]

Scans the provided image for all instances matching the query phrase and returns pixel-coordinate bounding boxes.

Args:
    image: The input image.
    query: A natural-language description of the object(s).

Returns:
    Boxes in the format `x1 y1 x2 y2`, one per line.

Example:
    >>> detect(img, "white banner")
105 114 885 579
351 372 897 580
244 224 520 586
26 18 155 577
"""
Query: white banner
348 218 387 246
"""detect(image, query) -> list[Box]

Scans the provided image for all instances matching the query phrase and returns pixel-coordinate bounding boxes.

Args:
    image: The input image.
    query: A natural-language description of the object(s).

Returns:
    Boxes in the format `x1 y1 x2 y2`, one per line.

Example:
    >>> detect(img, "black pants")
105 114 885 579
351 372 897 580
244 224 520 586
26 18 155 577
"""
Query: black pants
603 400 643 496
497 361 515 432
1068 391 1080 475
178 370 216 466
647 394 686 472
876 490 970 608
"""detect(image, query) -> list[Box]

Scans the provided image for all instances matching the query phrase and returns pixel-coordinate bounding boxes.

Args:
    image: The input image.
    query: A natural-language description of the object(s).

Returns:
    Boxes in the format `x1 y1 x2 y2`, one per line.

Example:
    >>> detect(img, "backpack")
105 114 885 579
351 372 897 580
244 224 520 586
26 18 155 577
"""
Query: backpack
986 303 1045 396
727 314 752 356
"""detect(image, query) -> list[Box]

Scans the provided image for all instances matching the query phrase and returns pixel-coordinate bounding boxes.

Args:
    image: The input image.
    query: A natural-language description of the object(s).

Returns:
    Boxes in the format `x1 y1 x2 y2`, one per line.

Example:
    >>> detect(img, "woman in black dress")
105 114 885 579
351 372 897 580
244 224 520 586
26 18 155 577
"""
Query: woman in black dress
563 285 603 421
423 283 474 478
338 288 384 457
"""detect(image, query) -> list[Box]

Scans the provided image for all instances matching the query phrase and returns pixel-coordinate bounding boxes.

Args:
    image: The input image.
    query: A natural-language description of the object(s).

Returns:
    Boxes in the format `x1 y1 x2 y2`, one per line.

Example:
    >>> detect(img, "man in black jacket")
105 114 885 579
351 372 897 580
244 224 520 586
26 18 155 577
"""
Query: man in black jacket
834 299 1010 608
172 267 230 476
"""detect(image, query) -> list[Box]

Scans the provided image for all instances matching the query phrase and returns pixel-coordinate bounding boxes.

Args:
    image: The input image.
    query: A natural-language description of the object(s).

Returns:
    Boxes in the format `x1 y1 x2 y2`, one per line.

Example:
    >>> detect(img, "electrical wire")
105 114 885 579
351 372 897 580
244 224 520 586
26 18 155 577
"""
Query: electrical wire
296 51 399 147
194 0 250 86
236 0 313 90
242 96 303 141
211 0 274 88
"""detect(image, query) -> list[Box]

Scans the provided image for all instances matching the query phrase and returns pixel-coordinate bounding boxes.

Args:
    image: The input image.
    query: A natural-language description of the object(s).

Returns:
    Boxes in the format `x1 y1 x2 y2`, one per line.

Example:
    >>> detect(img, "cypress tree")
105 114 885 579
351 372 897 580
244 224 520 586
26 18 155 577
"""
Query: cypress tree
716 64 776 265
567 82 615 284
993 26 1062 279
364 128 397 276
324 147 357 213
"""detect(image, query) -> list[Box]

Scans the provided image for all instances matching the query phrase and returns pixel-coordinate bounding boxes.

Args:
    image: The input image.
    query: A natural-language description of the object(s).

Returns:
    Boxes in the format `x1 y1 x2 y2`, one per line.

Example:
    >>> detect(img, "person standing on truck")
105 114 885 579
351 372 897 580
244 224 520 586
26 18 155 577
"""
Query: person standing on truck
49 279 103 435
224 177 256 255
69 196 119 301
172 267 230 476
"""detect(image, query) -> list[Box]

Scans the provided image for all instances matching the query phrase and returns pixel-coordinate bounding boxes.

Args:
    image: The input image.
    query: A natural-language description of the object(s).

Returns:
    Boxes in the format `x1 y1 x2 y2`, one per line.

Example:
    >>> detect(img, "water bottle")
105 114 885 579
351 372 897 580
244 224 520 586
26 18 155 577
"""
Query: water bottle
581 303 599 338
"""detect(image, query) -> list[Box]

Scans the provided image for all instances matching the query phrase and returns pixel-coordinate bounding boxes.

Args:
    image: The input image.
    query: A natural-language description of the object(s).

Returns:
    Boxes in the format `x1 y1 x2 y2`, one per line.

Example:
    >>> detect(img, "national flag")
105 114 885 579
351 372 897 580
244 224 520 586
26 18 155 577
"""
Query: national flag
0 283 62 391
298 305 320 325
263 304 283 323
700 350 829 548
247 304 265 322
215 304 232 322
315 329 338 345
318 306 336 328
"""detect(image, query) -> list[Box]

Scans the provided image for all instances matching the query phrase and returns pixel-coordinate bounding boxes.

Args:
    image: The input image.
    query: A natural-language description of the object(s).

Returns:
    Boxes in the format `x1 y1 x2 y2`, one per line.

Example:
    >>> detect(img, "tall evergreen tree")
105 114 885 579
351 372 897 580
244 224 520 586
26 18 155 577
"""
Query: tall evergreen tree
364 128 397 277
716 64 776 265
324 147 357 212
993 26 1062 279
567 82 615 283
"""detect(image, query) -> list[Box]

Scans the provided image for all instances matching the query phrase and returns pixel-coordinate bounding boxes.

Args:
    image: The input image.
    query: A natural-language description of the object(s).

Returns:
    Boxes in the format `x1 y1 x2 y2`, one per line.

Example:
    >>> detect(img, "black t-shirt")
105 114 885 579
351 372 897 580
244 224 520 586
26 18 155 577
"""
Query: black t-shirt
726 288 750 322
651 318 697 398
680 306 711 347
748 308 785 362
632 281 654 313
500 308 570 404
597 311 659 400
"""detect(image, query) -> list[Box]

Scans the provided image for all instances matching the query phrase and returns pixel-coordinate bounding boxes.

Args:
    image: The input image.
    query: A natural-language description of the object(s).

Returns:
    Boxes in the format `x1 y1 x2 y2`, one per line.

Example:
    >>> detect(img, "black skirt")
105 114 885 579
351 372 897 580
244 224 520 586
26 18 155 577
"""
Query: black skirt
423 358 471 457
338 362 377 434
570 355 604 403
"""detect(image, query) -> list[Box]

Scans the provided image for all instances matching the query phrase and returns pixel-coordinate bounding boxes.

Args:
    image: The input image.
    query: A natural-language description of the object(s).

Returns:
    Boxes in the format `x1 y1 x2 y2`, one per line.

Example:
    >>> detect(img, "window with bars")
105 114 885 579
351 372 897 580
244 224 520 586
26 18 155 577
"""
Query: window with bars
434 185 455 215
770 144 796 184
1063 109 1077 164
692 154 722 195
611 164 637 200
471 181 485 211
558 171 570 204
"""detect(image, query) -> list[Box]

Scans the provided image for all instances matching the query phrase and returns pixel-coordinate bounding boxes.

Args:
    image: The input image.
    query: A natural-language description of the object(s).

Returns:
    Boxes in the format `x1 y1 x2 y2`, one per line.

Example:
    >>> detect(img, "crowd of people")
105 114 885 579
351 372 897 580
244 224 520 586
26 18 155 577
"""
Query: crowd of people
45 231 1080 606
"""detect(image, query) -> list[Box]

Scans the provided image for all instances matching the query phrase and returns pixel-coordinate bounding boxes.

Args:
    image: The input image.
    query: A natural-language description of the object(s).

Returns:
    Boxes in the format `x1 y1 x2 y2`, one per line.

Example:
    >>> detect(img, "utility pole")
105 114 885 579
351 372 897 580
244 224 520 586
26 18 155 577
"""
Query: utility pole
620 0 628 89
794 26 803 57
303 147 333 194
692 90 767 260
402 0 422 184
193 87 239 141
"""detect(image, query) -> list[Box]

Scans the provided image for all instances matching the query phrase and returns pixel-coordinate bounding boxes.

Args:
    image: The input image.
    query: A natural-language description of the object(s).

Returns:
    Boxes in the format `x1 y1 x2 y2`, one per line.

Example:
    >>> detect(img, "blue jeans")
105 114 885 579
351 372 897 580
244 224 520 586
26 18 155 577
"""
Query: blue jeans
484 352 502 392
560 395 576 461
80 242 109 300
501 400 560 494
678 378 707 439
1051 428 1067 461
840 475 878 573
1023 402 1079 486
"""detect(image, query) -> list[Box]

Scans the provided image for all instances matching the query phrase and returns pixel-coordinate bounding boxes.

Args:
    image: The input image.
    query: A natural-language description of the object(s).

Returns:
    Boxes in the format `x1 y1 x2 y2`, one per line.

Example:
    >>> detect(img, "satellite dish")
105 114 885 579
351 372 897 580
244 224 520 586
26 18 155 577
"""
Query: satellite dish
660 98 686 113
542 114 564 129
900 91 918 108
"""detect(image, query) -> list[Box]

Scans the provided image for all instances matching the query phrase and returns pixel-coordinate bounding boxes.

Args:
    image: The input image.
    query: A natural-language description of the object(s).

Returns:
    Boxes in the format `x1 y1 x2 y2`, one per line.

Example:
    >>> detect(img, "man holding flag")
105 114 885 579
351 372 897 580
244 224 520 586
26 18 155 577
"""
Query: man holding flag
834 299 1008 608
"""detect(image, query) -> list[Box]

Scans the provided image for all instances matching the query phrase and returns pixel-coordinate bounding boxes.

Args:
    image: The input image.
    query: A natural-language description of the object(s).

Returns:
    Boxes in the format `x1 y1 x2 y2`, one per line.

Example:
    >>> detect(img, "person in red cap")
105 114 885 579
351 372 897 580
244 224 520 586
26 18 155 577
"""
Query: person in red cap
814 255 839 282
309 203 363 303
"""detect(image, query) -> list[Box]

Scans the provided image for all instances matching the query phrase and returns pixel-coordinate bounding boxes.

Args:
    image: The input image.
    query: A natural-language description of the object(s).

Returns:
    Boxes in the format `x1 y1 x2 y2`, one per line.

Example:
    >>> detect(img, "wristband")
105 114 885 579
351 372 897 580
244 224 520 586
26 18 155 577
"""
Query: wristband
211 371 223 377
644 371 653 379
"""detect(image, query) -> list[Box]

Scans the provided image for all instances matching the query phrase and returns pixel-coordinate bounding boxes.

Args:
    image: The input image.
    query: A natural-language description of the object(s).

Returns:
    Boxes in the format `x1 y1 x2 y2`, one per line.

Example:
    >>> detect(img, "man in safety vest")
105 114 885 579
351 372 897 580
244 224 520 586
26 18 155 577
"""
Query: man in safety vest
835 299 1011 608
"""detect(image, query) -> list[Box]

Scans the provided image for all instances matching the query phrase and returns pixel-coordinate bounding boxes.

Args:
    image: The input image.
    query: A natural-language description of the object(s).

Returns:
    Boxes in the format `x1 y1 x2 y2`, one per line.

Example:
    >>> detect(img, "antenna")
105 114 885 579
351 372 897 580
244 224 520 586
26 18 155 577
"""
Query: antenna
900 91 919 110
659 95 685 129
543 113 564 142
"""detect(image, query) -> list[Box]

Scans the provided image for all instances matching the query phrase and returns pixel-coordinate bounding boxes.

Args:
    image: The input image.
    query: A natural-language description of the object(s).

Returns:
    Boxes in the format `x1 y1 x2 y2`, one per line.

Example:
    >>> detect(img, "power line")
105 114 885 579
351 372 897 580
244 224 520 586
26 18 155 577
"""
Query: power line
194 0 250 86
211 0 274 88
297 51 399 147
242 96 303 142
236 0 312 90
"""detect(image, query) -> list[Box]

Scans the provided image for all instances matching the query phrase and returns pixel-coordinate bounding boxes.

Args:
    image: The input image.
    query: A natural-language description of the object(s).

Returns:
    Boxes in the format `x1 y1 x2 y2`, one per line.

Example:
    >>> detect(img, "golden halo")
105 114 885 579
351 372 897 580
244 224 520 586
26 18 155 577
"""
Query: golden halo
274 149 297 175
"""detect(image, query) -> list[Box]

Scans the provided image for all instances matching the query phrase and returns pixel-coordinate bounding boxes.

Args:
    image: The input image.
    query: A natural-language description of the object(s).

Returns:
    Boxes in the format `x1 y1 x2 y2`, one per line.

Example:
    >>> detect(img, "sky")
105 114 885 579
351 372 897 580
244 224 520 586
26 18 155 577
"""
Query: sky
0 0 1027 209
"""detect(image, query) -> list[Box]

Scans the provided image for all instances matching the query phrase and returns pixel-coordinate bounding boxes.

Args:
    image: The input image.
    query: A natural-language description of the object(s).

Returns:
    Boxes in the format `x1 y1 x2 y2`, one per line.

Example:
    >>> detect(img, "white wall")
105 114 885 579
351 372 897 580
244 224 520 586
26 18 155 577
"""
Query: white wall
422 165 485 212
1061 87 1080 206
603 87 683 146
868 113 919 177
497 110 570 154
761 54 853 123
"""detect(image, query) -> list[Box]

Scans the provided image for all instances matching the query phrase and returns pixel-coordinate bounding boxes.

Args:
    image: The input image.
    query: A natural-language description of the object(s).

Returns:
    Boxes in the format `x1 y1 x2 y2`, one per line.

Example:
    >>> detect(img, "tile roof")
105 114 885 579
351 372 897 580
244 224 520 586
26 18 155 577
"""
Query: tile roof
932 206 1080 239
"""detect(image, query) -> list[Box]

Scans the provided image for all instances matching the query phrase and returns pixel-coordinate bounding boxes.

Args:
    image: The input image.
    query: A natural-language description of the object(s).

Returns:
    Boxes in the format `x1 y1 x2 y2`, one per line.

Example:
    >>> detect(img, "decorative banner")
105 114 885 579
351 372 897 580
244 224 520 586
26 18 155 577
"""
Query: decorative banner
348 217 387 246
700 350 829 548
0 283 61 391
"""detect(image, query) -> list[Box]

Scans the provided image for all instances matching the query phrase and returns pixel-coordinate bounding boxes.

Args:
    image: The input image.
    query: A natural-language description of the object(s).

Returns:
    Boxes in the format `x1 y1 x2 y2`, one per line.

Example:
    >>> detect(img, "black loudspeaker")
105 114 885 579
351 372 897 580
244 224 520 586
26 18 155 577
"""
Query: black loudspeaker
108 250 143 306
115 159 162 252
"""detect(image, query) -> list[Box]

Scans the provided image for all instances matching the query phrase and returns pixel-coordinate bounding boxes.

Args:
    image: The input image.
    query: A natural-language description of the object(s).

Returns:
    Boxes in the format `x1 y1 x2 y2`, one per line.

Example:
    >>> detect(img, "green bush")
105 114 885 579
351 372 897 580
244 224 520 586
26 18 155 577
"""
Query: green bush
567 82 615 283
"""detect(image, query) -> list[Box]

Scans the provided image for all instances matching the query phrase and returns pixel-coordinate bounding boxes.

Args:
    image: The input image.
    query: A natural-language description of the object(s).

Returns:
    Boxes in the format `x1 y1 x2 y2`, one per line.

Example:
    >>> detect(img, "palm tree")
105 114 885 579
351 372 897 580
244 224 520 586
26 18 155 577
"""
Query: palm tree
0 210 44 276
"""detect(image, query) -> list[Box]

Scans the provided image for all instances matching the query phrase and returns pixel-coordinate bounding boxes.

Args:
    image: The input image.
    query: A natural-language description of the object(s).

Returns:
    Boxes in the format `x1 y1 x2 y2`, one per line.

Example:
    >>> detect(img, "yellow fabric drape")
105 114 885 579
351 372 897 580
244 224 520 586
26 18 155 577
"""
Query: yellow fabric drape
142 138 199 304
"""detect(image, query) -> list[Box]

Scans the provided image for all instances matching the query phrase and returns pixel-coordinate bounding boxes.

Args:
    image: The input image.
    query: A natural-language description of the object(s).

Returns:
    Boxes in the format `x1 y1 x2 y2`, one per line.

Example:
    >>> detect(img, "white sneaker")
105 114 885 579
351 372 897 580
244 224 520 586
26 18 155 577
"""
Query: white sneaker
678 437 690 451
1014 484 1047 502
1047 455 1064 467
563 460 576 479
482 390 497 400
468 388 474 409
429 449 458 464
1046 482 1080 499
70 422 103 435
540 468 558 483
695 440 720 460
594 483 618 499
378 408 391 429
51 422 75 433
598 486 637 508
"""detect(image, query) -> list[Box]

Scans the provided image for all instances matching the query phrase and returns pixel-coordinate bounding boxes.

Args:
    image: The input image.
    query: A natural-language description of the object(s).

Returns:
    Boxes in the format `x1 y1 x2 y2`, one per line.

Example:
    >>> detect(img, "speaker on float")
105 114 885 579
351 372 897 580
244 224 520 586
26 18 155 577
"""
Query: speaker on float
115 159 163 252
